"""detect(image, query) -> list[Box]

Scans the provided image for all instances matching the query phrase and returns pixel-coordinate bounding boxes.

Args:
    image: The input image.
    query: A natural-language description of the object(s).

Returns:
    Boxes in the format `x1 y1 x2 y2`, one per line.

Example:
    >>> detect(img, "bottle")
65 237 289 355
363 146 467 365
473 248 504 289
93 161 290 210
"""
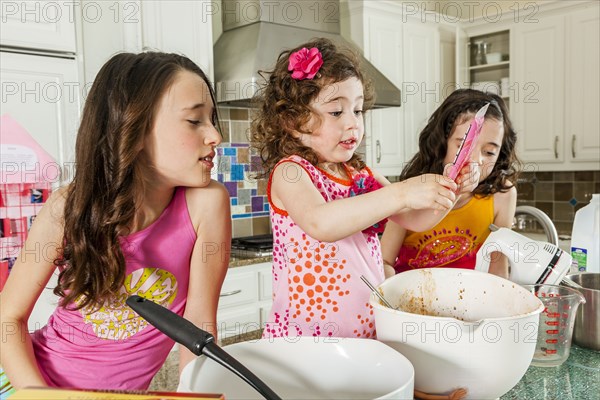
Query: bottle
571 194 600 273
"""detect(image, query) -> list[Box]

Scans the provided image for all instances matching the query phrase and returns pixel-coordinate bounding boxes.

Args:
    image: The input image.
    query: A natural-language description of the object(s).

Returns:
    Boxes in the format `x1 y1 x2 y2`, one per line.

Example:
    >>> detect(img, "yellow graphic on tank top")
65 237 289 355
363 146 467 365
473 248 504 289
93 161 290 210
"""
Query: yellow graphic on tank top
79 268 178 340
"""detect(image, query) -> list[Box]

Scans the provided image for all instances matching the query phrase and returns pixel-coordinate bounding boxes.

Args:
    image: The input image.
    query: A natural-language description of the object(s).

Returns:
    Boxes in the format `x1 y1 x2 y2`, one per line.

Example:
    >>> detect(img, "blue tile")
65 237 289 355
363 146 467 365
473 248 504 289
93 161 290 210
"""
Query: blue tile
231 164 245 181
231 198 237 205
232 213 252 219
251 189 257 196
569 198 578 206
224 148 236 156
253 211 269 217
263 203 270 211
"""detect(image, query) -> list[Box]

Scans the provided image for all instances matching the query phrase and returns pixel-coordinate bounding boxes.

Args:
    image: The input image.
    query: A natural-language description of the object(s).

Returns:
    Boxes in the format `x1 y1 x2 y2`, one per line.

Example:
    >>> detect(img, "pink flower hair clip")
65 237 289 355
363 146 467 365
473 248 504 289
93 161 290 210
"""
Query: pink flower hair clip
288 47 323 80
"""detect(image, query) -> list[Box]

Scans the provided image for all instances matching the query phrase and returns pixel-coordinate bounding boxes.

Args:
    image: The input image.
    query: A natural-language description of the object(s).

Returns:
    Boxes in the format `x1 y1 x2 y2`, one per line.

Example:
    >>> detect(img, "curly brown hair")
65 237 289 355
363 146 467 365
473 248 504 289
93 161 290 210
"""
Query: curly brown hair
400 89 522 195
250 38 375 178
54 52 218 310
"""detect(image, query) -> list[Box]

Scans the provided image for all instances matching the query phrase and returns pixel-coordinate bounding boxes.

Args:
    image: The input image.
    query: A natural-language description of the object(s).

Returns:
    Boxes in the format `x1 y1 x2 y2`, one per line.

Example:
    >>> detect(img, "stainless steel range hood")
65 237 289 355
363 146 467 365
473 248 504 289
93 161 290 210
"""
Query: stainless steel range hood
213 0 401 108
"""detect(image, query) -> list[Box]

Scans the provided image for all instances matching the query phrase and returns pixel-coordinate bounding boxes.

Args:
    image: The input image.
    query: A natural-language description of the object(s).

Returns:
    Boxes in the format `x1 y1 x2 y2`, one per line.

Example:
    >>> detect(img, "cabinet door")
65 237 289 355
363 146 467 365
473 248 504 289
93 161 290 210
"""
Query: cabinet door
364 14 404 175
217 306 261 339
513 15 565 165
218 269 258 309
0 1 76 52
566 5 600 164
79 0 142 85
141 0 214 81
402 22 439 162
1 52 80 169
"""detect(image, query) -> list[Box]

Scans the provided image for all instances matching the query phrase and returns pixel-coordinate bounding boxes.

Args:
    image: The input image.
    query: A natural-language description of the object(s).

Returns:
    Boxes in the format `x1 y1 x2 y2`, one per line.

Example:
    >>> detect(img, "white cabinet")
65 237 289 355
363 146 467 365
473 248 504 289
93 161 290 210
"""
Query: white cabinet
401 21 440 163
80 0 213 85
513 2 600 171
362 11 404 175
79 0 142 84
0 51 80 169
513 15 565 165
217 262 272 340
455 1 599 171
140 0 214 82
0 1 76 53
344 2 443 176
565 6 600 165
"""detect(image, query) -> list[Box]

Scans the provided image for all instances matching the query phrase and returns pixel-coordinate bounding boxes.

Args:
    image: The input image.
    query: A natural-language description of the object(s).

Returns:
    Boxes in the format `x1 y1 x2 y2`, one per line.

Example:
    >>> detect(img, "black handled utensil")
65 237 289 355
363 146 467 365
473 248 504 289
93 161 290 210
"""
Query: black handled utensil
126 295 282 400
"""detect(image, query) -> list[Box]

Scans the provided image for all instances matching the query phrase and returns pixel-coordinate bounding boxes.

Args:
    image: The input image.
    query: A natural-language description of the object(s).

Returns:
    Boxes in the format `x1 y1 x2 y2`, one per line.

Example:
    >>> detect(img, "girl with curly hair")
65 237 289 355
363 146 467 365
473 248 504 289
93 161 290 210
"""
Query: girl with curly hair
251 38 479 339
381 89 522 278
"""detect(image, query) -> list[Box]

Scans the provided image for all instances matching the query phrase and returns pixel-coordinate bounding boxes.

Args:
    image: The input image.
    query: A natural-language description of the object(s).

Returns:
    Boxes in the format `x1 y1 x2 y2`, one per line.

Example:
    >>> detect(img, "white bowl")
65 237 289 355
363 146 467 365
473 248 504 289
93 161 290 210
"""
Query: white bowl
371 268 544 400
178 337 414 399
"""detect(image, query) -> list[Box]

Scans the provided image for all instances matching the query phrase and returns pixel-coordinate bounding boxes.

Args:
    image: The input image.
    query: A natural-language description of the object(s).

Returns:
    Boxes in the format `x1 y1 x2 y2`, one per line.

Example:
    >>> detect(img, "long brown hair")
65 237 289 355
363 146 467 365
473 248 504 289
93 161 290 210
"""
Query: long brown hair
251 38 375 178
401 89 522 195
54 52 218 309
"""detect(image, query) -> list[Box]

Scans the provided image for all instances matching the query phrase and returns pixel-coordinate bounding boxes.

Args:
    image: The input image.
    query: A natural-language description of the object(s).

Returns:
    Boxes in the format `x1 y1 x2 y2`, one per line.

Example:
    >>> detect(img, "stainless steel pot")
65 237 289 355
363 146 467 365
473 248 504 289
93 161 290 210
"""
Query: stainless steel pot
565 273 600 350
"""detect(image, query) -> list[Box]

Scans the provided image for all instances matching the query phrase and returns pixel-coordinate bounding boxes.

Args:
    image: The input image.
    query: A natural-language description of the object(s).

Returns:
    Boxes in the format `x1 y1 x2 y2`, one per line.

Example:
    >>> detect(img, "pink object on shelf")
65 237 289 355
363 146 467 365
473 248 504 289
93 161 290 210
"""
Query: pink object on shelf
0 260 8 290
1 114 58 184
447 103 490 181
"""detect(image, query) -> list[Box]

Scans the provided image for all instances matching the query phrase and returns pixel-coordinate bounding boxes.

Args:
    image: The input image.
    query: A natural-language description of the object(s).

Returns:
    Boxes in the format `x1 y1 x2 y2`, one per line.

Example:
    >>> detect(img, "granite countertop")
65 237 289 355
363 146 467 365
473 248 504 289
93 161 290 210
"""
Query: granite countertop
501 345 599 399
229 255 272 268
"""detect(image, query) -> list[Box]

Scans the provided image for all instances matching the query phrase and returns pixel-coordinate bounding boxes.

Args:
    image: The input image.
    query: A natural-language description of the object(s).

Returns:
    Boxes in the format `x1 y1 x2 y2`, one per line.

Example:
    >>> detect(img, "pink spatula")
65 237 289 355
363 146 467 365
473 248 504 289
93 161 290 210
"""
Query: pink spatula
447 103 490 181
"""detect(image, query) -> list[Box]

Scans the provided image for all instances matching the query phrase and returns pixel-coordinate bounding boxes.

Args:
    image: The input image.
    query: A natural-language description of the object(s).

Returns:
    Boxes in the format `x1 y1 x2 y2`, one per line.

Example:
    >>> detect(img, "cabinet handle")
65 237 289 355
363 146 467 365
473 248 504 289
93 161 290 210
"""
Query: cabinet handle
376 140 381 163
220 289 242 297
554 136 559 159
571 135 576 158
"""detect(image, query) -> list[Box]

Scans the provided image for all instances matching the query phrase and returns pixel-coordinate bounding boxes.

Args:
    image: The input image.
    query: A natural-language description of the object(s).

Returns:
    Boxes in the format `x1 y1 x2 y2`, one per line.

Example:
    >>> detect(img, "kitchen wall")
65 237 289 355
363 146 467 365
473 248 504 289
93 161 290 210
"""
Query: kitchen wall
219 107 599 238
216 107 271 238
516 170 600 235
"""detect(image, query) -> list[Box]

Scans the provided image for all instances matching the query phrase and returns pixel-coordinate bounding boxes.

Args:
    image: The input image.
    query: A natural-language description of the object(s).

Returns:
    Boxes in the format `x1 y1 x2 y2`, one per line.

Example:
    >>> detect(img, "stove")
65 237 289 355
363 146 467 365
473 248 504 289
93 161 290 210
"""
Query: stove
231 234 273 258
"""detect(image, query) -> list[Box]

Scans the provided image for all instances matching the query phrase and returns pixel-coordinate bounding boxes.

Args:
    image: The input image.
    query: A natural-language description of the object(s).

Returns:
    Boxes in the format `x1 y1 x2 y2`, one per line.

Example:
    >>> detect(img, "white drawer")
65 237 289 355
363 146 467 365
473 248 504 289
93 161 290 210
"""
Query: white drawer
258 267 273 301
218 269 257 309
217 306 261 339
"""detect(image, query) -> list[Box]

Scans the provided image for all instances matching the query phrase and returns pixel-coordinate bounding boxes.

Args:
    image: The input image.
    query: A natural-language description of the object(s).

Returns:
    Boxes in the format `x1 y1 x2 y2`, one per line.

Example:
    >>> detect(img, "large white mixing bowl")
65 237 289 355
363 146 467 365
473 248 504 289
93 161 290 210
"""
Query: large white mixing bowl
371 268 544 400
178 337 414 399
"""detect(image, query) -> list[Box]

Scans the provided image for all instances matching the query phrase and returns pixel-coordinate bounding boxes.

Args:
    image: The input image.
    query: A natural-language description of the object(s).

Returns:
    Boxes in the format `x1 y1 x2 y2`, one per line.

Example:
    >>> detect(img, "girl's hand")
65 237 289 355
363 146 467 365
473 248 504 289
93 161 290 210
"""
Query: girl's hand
445 162 480 195
397 174 457 212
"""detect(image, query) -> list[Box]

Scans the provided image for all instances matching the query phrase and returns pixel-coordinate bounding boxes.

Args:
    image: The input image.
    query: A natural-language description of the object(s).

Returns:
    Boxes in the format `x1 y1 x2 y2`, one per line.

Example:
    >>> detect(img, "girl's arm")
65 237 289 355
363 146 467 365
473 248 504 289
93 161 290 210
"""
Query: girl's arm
180 181 231 372
372 162 480 232
380 221 408 278
488 185 517 278
0 189 67 389
270 162 457 243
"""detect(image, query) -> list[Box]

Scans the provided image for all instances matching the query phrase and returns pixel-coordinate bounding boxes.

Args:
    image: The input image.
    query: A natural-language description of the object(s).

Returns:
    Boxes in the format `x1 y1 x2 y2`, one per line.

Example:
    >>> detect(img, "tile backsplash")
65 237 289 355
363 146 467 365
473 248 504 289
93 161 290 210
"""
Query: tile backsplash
216 107 270 238
218 107 599 238
516 170 600 235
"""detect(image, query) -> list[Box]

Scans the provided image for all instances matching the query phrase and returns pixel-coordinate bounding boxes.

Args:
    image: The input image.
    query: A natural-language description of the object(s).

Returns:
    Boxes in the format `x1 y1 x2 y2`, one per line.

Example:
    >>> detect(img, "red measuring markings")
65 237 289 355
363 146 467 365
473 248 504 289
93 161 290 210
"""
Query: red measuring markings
546 312 560 318
545 320 560 326
546 349 558 354
546 339 558 344
546 329 559 334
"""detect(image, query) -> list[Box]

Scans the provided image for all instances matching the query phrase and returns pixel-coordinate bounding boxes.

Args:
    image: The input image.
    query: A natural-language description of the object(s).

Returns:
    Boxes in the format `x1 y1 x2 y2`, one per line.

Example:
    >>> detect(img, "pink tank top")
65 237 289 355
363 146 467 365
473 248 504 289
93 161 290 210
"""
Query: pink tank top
264 156 384 339
32 187 196 390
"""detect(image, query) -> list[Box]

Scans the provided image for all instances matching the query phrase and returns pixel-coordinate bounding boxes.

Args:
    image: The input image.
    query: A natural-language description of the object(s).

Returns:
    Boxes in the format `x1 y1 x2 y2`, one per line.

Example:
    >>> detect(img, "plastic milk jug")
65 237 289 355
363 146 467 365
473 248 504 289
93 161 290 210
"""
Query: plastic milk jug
571 194 600 273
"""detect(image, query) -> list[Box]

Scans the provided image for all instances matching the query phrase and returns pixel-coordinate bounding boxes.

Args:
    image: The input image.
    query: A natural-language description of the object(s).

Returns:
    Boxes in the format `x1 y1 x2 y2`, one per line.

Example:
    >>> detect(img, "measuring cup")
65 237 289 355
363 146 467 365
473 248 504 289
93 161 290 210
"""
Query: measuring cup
522 284 586 367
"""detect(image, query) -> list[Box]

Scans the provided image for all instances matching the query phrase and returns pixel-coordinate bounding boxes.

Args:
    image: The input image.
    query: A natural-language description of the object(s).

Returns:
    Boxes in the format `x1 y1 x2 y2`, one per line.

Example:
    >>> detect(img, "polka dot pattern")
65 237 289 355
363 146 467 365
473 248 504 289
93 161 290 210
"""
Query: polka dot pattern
264 156 384 339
